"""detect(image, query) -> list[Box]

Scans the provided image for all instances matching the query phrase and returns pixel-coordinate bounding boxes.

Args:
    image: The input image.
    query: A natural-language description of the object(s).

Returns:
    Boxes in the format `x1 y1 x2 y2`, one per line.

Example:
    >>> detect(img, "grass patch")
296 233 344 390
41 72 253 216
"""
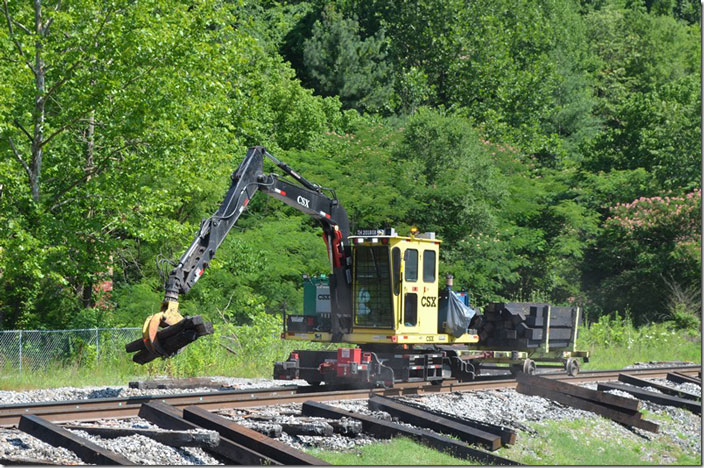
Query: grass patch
0 363 140 391
0 316 335 390
307 437 479 465
496 417 701 465
578 314 701 370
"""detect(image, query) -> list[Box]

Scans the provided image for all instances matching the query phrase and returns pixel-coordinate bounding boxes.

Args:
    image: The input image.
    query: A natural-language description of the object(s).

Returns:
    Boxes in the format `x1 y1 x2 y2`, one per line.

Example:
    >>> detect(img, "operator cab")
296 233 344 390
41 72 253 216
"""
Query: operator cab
284 228 479 345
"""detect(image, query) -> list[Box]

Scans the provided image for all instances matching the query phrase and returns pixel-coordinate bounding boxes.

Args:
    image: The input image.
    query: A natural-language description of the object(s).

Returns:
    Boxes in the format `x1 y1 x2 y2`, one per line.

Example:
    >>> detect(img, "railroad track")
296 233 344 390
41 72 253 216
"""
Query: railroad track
0 364 699 427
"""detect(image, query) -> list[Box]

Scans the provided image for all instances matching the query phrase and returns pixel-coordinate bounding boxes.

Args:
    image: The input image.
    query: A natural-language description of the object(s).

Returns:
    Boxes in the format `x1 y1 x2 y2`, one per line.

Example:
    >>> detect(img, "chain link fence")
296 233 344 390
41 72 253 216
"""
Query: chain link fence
0 328 140 374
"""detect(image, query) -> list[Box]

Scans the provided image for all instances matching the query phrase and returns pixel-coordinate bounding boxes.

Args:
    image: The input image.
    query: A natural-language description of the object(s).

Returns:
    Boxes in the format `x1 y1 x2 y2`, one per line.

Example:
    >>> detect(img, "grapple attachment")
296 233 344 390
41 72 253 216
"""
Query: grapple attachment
125 301 214 365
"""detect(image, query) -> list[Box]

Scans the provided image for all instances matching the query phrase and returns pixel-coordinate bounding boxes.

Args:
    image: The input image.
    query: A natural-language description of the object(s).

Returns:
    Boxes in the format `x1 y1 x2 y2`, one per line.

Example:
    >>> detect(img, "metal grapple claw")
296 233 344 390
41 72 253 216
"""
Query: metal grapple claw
125 300 214 365
142 300 184 355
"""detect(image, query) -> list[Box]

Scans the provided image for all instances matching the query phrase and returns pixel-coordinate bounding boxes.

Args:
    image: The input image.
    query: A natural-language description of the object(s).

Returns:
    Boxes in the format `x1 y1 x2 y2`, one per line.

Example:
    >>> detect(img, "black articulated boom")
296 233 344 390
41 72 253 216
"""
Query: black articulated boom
126 146 354 364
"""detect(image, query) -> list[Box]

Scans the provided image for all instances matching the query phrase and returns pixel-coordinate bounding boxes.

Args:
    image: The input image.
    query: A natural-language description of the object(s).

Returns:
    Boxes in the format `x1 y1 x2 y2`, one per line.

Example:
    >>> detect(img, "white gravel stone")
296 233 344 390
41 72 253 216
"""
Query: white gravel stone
66 430 222 465
625 361 696 369
0 428 84 465
0 377 305 406
582 380 701 454
210 376 308 389
399 388 596 430
650 378 701 398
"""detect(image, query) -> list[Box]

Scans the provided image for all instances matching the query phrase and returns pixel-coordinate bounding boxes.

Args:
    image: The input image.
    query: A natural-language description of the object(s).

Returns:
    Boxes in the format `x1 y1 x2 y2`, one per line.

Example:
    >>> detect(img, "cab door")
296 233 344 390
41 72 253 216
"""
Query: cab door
402 248 419 328
417 248 438 335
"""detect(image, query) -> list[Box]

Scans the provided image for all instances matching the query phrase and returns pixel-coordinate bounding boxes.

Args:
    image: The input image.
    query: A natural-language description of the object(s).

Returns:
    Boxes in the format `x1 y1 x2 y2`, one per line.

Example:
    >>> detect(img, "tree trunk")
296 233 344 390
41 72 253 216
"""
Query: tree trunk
30 0 45 203
82 110 96 309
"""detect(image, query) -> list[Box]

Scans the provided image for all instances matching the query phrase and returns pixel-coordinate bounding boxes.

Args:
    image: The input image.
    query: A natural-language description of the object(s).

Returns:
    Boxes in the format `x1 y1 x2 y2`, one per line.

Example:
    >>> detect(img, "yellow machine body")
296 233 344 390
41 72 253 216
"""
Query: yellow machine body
285 232 479 345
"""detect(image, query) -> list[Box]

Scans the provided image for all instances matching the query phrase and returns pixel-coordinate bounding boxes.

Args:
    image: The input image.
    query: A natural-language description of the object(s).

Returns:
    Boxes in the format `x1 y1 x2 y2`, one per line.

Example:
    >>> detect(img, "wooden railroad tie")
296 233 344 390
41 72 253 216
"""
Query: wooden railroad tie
382 396 517 446
0 455 63 466
666 372 702 387
369 395 502 451
244 416 362 436
18 415 134 466
138 401 280 466
598 382 701 415
302 400 520 466
128 377 226 390
514 373 659 433
618 374 700 401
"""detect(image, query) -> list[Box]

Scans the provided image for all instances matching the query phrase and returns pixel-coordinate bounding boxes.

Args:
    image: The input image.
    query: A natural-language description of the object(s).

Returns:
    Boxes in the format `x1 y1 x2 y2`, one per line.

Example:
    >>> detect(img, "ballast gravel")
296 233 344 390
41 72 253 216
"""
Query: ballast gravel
217 405 381 452
0 417 224 465
0 428 84 465
396 388 597 429
66 430 222 465
0 377 305 405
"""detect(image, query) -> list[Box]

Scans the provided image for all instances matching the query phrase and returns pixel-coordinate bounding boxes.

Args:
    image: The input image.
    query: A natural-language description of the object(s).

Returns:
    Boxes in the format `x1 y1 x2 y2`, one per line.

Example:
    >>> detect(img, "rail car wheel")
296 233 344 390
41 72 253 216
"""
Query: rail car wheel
565 358 579 377
522 359 536 375
510 359 536 376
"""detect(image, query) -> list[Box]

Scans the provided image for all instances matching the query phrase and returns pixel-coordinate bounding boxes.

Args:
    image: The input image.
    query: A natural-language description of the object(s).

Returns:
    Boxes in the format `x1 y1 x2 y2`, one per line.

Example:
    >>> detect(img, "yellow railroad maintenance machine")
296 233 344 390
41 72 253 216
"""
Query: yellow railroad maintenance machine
127 146 588 386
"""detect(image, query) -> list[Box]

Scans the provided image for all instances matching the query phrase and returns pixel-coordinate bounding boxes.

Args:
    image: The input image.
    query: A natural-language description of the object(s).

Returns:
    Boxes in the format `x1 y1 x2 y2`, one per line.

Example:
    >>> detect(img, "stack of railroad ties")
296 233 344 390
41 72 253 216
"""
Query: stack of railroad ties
476 302 578 349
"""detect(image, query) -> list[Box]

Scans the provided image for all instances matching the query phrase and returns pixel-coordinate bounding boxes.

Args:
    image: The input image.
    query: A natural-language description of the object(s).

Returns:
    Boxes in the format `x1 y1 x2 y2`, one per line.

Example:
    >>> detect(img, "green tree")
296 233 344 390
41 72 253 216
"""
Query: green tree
582 5 701 189
302 4 392 112
1 0 339 328
1 0 231 326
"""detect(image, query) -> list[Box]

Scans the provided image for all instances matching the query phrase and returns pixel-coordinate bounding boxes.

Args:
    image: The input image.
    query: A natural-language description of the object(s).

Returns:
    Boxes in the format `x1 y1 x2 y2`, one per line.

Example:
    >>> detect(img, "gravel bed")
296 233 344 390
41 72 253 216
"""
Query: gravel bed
582 381 701 454
0 415 223 465
0 428 84 465
69 417 163 430
278 430 379 452
625 361 698 369
397 388 596 431
0 377 305 405
66 430 221 465
649 378 701 398
217 404 385 452
210 376 308 389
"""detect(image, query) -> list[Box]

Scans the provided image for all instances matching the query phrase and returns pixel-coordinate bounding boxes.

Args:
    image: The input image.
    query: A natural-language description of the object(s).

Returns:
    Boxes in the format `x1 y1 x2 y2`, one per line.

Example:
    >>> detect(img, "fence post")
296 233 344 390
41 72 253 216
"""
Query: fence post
18 330 22 375
95 328 100 360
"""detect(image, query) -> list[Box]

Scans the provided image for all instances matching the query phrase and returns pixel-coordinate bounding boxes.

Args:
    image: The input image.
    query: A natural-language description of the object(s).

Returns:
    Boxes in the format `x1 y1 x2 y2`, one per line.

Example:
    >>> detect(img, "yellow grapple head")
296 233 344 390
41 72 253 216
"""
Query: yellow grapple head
142 300 184 355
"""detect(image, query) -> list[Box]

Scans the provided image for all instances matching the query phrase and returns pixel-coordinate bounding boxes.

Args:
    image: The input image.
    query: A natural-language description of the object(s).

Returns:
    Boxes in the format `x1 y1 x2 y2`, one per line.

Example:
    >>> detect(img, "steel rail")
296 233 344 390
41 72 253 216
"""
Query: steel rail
0 364 699 427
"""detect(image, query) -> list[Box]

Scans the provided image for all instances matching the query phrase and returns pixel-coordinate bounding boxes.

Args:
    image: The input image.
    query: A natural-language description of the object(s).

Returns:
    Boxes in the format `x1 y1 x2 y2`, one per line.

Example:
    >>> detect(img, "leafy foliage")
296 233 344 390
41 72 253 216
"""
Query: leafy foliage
302 4 392 112
586 189 701 322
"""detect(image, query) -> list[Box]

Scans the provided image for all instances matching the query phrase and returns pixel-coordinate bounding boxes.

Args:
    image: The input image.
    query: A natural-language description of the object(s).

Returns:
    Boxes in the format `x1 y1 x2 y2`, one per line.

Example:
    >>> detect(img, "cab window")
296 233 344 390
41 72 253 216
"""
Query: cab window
354 245 393 328
404 249 418 282
423 250 436 282
392 247 401 296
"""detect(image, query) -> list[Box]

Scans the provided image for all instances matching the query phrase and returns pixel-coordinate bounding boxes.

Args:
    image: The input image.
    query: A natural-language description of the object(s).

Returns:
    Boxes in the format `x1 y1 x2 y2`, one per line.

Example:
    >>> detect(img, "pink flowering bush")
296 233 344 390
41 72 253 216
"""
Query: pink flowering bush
598 189 701 323
606 189 701 246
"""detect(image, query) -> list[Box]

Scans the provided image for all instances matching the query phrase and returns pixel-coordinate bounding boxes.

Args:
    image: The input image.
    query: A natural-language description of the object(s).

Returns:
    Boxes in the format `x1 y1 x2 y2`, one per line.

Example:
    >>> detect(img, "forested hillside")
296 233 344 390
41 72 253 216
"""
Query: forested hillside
0 0 700 331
